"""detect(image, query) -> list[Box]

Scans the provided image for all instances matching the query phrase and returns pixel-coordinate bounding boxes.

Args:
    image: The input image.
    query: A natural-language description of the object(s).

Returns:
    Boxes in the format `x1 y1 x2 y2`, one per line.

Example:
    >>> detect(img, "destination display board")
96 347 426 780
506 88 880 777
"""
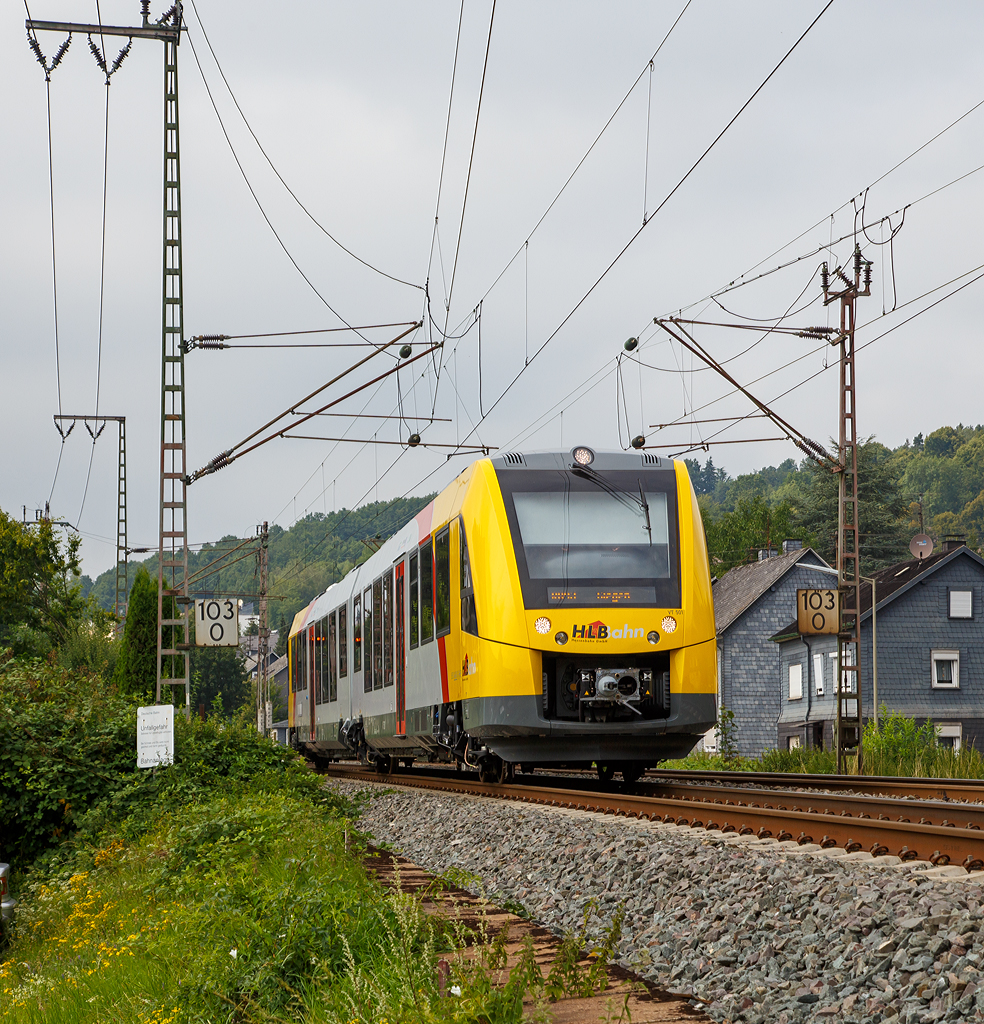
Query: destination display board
547 587 657 606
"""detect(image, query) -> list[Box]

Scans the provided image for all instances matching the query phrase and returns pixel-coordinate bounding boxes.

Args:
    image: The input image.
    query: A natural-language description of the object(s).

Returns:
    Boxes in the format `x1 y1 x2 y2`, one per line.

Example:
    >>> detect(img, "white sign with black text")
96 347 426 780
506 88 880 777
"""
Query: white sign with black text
194 598 239 646
137 705 174 768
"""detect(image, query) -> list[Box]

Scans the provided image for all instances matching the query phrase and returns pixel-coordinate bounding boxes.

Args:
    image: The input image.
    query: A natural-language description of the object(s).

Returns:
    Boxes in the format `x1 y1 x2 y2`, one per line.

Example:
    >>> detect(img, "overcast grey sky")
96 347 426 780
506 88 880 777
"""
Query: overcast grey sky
4 1 984 579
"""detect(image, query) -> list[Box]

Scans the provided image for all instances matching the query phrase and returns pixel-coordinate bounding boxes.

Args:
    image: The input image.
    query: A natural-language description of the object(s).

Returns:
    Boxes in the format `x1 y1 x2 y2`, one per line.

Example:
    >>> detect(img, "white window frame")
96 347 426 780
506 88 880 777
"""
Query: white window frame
787 734 802 750
936 723 962 751
829 649 856 693
949 589 973 620
813 653 825 696
931 649 960 689
788 662 803 701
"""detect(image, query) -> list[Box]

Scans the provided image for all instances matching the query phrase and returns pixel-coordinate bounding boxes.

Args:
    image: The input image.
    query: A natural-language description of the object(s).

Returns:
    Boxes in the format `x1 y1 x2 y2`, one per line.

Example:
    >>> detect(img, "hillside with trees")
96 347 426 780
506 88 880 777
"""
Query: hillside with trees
83 494 435 627
687 423 984 574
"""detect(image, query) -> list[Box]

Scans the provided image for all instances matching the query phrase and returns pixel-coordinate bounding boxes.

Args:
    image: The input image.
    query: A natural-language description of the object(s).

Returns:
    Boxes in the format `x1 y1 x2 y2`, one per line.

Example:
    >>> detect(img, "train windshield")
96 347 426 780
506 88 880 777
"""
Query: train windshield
498 469 680 608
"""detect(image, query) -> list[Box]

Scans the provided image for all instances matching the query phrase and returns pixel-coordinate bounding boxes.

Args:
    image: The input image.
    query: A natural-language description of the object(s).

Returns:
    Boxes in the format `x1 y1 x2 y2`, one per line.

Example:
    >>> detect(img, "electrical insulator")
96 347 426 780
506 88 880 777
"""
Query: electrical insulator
624 337 639 352
399 344 412 358
630 435 646 449
863 260 873 291
820 263 829 293
853 246 863 279
407 433 421 447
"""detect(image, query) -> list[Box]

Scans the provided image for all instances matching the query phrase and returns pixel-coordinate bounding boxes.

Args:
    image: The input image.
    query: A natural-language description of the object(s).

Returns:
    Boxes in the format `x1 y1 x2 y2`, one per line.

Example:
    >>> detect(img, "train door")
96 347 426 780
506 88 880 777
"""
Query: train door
435 524 457 701
395 560 406 734
308 623 317 742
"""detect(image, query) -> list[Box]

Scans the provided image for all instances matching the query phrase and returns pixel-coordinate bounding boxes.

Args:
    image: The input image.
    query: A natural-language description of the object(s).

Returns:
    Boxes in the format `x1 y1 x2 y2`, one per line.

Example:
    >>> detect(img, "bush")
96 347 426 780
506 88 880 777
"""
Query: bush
0 654 317 869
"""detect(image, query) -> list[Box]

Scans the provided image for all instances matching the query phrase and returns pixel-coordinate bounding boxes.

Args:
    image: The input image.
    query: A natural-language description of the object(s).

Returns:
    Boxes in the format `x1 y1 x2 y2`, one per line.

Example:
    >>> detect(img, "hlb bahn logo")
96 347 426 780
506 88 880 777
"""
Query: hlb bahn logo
572 621 645 640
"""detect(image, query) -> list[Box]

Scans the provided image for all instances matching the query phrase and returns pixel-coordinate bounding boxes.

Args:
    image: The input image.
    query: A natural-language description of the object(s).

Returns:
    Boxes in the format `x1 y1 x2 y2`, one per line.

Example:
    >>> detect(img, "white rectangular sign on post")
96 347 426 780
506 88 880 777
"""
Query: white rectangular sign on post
137 705 174 768
194 597 240 646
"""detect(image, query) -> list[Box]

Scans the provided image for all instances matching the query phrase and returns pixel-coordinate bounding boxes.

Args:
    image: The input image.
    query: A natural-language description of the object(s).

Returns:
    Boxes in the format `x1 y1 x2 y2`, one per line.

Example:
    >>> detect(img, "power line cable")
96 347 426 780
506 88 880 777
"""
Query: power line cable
184 0 422 292
184 29 390 349
450 0 835 454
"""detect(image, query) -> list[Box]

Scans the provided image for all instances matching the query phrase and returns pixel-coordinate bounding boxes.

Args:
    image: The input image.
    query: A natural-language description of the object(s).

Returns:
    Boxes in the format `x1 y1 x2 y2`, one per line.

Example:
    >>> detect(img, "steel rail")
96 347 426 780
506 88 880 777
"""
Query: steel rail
322 765 984 872
647 768 984 802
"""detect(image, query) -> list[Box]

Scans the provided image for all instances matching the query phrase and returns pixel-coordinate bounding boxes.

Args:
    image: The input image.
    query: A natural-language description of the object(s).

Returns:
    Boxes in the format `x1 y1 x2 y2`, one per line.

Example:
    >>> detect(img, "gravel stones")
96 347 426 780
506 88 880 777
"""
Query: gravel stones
334 779 984 1024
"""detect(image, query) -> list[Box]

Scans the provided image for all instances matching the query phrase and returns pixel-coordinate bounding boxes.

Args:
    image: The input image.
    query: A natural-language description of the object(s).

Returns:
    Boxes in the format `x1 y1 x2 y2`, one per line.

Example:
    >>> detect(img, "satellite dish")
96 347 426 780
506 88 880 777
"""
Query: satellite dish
910 534 934 560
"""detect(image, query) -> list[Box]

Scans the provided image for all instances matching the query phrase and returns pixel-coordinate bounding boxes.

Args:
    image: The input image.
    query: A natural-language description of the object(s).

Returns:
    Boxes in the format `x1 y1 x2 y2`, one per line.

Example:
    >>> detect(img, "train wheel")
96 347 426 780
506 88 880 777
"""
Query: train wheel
597 764 615 783
497 760 514 784
621 765 644 785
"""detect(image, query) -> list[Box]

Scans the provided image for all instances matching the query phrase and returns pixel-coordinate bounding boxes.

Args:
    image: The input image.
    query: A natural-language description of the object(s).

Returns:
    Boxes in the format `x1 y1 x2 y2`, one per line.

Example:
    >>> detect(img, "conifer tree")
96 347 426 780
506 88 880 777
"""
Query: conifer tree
112 567 157 704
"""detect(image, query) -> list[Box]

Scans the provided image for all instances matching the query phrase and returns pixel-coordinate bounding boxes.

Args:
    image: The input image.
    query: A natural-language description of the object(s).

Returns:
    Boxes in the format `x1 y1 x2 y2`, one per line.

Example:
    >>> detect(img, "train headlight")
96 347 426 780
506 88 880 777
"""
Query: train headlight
572 446 594 466
555 631 569 645
534 616 551 634
647 630 660 645
661 616 677 634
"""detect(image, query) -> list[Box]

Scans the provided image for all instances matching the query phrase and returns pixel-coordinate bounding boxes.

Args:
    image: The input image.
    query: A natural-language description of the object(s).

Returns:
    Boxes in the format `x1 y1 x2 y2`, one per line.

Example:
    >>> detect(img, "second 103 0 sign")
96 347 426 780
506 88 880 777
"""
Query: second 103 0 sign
796 589 840 635
195 598 239 646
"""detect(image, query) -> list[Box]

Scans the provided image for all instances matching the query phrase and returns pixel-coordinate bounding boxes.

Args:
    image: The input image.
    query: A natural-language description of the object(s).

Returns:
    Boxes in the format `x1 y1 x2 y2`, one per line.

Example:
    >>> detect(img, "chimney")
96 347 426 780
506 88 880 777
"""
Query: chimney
943 535 967 553
782 539 803 555
757 548 778 561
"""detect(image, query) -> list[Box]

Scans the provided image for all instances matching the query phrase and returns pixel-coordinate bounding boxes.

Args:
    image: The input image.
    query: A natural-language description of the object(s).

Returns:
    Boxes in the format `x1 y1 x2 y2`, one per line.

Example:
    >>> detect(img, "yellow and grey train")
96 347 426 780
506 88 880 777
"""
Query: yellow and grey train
287 447 716 783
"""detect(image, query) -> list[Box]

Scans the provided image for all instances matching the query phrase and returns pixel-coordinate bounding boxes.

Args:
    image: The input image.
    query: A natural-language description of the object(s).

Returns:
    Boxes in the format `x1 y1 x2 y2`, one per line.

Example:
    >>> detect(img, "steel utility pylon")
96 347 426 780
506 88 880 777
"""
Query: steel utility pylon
822 246 872 774
27 3 189 710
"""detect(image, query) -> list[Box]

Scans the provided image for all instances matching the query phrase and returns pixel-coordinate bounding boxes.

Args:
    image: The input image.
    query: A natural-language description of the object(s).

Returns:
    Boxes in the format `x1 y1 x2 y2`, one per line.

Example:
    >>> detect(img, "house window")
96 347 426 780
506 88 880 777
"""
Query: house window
813 653 825 696
932 649 960 689
949 589 973 619
787 734 802 750
788 663 803 700
936 723 962 751
829 648 856 693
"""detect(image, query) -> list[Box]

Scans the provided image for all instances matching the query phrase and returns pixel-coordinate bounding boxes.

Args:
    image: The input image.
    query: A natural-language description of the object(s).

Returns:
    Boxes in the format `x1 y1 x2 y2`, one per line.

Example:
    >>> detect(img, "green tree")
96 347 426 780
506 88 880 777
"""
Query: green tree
112 568 157 704
703 495 796 573
0 508 84 656
275 612 289 658
190 643 251 718
795 440 909 573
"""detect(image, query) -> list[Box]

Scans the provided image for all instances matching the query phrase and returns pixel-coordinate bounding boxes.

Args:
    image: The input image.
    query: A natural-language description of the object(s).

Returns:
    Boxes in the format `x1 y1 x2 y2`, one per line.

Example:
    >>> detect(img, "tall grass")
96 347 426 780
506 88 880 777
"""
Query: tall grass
663 709 984 778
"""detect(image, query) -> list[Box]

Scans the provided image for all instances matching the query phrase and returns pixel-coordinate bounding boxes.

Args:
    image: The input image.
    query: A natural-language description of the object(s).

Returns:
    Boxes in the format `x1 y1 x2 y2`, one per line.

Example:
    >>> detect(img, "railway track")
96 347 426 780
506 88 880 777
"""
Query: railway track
323 763 984 872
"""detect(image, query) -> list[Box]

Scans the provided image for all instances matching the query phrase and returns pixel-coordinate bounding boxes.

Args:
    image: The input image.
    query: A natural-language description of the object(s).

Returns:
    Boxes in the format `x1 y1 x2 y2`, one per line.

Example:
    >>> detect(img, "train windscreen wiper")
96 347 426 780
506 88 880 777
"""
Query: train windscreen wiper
569 465 652 545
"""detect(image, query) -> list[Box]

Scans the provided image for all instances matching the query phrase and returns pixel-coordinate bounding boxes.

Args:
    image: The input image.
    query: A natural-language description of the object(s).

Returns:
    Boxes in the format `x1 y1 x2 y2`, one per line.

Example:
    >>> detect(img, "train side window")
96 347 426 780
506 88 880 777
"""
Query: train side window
300 630 308 692
353 594 362 674
460 519 478 636
363 587 374 692
372 578 383 691
382 569 394 687
311 624 321 702
420 540 434 644
290 634 297 692
328 610 338 703
435 528 451 637
409 552 419 648
338 605 348 677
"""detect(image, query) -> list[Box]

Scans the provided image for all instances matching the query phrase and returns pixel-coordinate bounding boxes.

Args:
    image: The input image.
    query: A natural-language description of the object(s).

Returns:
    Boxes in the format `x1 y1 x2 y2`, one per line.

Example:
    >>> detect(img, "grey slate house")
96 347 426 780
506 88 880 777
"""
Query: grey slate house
713 543 834 756
772 541 984 752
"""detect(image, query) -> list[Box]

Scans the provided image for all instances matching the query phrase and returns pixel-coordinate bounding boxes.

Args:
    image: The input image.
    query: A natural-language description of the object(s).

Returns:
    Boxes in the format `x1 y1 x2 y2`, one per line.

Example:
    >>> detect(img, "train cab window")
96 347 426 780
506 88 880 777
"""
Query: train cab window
353 594 362 674
328 610 338 703
420 540 434 644
460 520 478 636
363 587 373 692
372 579 383 691
435 528 451 637
338 605 348 677
409 552 419 649
382 569 394 687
